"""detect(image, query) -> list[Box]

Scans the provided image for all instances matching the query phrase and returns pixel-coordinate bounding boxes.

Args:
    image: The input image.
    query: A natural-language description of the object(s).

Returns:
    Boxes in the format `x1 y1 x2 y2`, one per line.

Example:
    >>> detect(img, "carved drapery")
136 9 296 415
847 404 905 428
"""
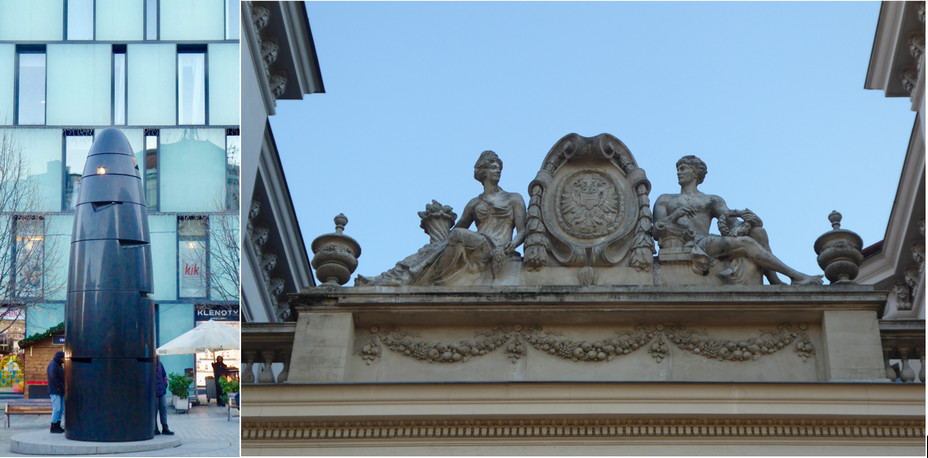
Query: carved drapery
523 133 654 279
360 323 814 365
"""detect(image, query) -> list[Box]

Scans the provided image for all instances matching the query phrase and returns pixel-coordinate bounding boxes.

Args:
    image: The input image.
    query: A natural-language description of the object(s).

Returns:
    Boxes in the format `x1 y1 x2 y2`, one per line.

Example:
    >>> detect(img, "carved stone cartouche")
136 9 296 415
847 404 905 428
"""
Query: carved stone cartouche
311 214 361 286
814 211 863 283
524 133 654 279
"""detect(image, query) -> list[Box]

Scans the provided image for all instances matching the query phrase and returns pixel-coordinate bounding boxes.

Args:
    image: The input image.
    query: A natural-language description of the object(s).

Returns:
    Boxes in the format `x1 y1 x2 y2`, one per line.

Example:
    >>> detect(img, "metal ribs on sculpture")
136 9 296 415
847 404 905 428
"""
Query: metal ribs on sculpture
65 128 155 442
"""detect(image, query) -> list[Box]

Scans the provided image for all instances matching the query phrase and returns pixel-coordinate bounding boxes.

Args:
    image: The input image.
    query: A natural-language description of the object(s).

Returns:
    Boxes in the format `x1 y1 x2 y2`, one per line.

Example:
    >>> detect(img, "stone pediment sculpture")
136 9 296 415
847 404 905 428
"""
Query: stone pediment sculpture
318 134 843 288
522 133 654 286
652 155 823 286
356 151 525 286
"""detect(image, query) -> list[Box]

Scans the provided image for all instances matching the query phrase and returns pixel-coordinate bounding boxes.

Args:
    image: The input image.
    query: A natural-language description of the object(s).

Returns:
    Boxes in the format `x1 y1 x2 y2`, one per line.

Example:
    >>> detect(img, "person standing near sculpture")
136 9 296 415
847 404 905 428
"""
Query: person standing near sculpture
153 358 174 435
652 155 822 285
212 356 228 406
47 351 65 434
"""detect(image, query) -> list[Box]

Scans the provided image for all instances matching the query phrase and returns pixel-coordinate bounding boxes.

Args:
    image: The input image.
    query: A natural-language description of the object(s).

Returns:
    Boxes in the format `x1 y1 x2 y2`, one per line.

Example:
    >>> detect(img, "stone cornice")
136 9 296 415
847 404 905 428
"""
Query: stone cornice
257 126 315 294
242 382 924 448
858 118 925 296
865 1 925 98
243 417 924 443
295 284 883 306
241 382 924 420
290 285 885 327
241 2 276 116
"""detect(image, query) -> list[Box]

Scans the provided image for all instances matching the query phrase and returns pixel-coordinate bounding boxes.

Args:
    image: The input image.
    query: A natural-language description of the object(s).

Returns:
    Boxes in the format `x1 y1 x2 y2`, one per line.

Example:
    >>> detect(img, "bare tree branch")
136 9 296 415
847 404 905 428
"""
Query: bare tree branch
0 129 65 337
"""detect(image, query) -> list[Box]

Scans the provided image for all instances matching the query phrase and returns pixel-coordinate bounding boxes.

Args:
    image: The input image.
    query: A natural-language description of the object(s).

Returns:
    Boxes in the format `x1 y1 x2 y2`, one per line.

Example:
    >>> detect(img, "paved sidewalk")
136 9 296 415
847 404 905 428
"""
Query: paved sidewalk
1 395 239 456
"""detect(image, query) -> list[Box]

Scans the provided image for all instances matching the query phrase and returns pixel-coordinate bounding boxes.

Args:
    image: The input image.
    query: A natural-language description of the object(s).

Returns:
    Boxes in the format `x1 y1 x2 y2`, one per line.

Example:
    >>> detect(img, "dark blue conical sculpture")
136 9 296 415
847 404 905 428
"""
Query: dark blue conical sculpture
65 128 155 441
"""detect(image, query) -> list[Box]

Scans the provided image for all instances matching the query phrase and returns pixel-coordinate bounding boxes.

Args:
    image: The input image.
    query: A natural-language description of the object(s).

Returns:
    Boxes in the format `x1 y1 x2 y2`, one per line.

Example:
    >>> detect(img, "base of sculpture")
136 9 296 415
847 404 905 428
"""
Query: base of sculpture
10 431 180 455
64 358 155 442
656 246 764 286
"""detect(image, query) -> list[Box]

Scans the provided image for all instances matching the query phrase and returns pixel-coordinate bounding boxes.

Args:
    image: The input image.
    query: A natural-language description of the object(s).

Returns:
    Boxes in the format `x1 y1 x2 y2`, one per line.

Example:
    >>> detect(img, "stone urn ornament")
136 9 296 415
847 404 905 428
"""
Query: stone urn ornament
814 211 863 284
311 214 361 286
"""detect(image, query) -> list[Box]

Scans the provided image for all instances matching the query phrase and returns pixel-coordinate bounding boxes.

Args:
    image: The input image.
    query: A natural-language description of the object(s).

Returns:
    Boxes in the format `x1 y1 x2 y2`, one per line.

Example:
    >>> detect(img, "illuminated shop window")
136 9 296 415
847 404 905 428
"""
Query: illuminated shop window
178 216 208 299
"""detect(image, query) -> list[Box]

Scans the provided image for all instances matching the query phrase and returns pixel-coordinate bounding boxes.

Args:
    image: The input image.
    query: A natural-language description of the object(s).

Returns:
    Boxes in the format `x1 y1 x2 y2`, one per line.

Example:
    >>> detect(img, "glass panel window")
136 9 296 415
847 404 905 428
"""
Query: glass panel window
225 0 239 40
178 216 208 299
67 0 95 40
95 0 144 41
206 43 238 126
159 128 225 212
127 43 175 125
113 46 127 125
64 130 94 210
1 45 14 124
46 44 112 126
145 129 158 210
0 3 64 41
0 128 63 211
14 216 45 299
160 0 223 40
177 51 206 125
225 129 239 210
145 0 158 40
17 51 46 125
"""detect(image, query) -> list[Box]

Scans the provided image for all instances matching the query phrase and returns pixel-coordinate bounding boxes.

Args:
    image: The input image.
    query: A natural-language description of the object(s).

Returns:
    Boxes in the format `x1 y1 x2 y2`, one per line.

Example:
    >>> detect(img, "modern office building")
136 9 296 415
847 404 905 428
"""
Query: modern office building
0 0 241 388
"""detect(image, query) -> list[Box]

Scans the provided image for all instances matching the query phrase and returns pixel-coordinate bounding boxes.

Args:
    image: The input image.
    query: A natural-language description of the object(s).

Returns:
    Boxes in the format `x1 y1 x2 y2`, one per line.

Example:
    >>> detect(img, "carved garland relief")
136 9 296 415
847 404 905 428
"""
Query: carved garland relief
359 323 814 365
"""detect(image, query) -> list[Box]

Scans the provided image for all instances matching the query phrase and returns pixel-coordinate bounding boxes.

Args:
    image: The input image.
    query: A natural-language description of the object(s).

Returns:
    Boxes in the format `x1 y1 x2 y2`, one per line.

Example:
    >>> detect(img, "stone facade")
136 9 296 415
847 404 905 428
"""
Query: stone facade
241 2 926 454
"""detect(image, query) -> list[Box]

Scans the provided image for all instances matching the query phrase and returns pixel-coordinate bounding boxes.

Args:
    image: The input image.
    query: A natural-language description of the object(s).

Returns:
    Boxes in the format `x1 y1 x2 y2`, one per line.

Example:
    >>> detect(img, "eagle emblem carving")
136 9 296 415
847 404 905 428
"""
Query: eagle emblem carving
557 172 621 238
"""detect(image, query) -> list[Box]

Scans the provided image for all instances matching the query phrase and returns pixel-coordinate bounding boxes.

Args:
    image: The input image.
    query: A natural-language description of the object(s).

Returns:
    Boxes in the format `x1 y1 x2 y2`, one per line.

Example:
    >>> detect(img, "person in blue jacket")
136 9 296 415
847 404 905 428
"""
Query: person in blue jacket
47 351 65 434
154 358 174 435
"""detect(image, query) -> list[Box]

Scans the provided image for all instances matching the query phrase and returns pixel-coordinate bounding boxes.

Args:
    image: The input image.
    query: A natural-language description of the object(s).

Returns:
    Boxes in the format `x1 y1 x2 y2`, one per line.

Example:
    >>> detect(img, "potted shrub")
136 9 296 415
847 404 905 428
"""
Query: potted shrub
218 377 239 407
168 372 191 412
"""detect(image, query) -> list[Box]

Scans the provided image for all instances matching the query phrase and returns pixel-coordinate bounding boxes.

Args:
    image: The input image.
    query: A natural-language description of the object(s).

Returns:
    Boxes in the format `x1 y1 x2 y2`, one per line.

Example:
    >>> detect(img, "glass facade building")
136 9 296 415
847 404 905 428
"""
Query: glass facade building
0 0 240 383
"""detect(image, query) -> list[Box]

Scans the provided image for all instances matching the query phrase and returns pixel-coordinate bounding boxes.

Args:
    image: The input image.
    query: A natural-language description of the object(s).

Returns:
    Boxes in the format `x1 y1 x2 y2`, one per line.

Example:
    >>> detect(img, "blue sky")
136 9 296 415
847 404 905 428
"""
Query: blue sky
270 1 915 284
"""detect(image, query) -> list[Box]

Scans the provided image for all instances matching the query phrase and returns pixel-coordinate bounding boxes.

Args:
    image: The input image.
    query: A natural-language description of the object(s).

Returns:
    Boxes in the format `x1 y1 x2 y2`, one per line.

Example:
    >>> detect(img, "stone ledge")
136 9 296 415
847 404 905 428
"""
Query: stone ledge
10 431 181 455
241 381 925 421
242 416 925 441
295 284 883 307
241 382 925 454
288 285 885 327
